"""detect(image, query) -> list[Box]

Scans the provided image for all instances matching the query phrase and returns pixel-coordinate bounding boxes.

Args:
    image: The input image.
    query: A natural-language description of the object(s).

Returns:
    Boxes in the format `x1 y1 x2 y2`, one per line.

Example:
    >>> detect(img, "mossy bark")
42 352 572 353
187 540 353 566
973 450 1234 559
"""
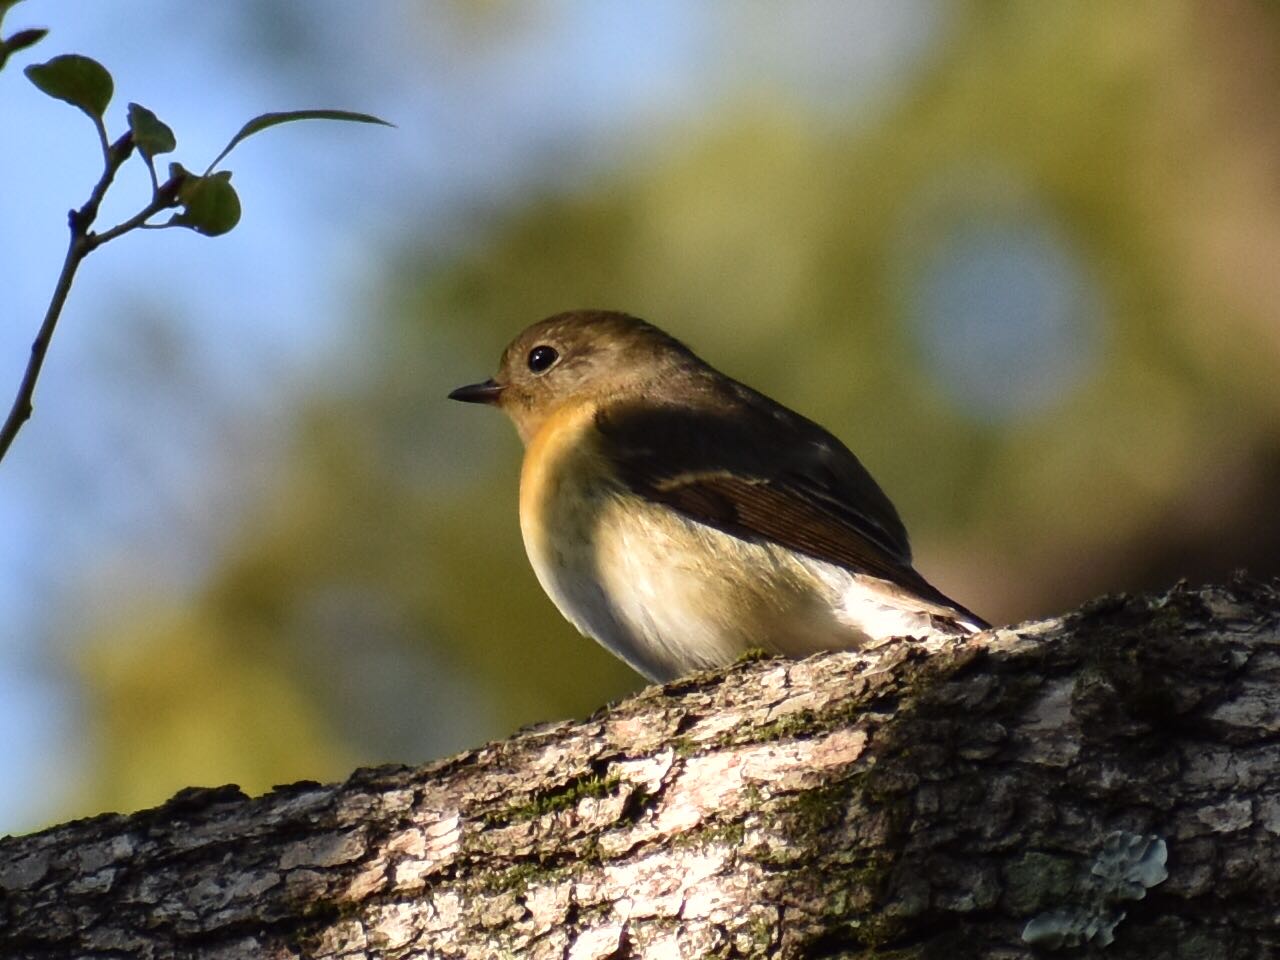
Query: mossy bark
2 579 1278 959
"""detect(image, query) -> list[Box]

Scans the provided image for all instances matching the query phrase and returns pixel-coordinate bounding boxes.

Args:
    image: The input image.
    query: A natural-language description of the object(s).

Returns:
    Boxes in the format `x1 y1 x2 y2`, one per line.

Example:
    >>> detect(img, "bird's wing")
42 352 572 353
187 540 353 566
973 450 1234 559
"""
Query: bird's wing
595 395 986 624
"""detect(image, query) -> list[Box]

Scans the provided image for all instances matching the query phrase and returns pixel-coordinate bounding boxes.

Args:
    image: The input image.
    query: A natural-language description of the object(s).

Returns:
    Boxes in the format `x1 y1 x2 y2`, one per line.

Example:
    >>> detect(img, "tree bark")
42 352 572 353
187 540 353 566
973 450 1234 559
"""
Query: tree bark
2 578 1278 959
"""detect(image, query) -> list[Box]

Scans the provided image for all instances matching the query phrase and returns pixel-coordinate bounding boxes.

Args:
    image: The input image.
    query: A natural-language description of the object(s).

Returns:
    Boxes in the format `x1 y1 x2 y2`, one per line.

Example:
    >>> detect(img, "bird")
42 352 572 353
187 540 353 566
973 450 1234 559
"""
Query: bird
449 310 988 682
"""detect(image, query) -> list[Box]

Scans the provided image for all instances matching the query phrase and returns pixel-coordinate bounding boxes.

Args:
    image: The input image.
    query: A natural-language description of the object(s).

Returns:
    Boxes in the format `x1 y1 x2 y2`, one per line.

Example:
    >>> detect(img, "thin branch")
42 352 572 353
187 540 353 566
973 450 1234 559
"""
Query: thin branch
143 153 159 194
68 131 132 233
86 175 182 250
0 130 174 464
0 234 85 462
94 117 111 169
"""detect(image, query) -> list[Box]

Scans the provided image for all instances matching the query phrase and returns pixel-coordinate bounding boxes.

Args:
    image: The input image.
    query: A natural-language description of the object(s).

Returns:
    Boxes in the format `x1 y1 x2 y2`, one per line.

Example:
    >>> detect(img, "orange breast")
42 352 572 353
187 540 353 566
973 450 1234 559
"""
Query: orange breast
519 400 610 569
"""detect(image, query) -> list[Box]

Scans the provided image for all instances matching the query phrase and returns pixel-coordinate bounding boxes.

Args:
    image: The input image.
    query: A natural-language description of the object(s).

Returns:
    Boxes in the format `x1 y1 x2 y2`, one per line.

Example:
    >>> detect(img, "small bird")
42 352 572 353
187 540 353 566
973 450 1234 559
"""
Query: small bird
450 310 987 681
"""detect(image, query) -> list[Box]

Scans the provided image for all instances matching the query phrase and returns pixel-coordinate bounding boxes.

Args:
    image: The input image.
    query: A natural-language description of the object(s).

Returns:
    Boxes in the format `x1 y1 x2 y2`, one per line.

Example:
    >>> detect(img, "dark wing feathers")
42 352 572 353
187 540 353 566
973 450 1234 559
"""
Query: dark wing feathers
651 471 914 585
596 395 983 620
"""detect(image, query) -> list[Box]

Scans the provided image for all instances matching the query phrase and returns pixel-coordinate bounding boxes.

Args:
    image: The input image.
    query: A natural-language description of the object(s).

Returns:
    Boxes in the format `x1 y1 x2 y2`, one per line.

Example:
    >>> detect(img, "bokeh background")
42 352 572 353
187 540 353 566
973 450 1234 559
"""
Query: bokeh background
2 0 1278 835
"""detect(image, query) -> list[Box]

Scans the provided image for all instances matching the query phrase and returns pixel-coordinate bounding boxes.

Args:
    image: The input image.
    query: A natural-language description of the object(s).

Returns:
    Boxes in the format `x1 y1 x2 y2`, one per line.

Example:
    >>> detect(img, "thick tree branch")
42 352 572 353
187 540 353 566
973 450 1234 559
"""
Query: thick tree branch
2 579 1278 958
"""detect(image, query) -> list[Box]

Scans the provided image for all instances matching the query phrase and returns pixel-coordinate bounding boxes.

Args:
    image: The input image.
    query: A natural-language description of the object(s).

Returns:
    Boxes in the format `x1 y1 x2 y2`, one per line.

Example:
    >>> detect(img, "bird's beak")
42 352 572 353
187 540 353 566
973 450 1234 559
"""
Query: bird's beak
448 378 505 405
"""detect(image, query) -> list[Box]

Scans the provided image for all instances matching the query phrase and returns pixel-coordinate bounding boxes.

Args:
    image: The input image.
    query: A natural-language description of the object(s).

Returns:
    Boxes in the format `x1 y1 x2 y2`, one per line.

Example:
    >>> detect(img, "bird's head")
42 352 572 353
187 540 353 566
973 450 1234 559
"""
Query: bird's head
449 310 697 442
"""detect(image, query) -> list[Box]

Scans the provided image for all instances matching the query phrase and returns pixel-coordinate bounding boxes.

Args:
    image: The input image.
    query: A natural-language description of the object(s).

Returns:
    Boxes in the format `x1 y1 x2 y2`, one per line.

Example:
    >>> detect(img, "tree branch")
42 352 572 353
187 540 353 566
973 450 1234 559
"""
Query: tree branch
2 579 1278 958
85 174 183 250
0 226 87 463
0 132 183 464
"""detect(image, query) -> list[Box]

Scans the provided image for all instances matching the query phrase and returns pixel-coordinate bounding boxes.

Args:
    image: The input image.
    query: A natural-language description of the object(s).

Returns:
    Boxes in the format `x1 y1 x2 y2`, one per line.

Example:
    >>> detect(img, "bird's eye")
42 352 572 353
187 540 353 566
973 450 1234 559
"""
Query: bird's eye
527 345 559 373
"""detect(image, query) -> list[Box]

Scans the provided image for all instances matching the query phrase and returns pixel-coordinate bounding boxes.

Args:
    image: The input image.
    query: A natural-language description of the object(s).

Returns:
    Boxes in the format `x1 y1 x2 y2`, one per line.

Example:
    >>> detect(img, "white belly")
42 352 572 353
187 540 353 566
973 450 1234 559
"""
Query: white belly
517 403 965 681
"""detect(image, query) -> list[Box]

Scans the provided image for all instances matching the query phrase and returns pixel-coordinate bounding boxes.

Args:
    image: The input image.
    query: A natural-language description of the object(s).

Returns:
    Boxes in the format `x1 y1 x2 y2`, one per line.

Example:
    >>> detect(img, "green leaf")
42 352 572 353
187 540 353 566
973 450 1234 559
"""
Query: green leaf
127 102 176 160
5 26 47 53
171 171 241 237
204 108 391 173
0 26 43 71
24 53 113 120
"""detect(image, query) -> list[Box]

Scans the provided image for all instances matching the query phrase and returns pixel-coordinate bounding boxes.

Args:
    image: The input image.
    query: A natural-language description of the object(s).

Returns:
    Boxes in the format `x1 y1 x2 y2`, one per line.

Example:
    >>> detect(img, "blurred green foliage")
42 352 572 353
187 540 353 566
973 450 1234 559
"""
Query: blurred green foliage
60 1 1280 823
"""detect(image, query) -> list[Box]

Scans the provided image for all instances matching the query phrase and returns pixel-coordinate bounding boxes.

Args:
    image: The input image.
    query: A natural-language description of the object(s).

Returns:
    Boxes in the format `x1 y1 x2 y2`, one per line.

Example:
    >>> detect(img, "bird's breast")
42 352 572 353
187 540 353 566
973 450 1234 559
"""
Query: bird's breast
519 401 614 564
519 401 661 672
517 402 858 680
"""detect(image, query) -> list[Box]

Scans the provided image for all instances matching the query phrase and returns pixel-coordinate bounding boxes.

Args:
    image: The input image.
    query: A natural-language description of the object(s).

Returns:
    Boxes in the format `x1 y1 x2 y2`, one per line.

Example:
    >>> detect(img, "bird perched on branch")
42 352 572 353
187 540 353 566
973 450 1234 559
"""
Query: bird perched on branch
450 310 987 681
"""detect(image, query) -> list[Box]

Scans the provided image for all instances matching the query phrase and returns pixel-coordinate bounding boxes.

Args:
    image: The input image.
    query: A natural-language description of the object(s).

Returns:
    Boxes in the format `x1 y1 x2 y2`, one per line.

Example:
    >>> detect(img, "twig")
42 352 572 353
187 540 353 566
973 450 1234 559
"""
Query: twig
0 132 183 464
93 117 110 169
70 131 133 234
86 175 182 250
